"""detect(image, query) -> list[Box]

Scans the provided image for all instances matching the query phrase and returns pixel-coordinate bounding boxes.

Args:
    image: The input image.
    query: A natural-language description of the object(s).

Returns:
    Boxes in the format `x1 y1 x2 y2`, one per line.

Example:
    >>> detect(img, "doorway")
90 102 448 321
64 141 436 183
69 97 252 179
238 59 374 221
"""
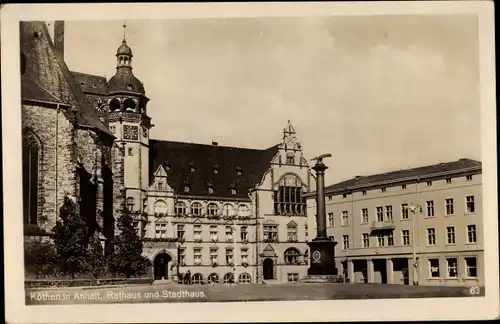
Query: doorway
373 259 388 284
263 258 274 280
154 253 171 280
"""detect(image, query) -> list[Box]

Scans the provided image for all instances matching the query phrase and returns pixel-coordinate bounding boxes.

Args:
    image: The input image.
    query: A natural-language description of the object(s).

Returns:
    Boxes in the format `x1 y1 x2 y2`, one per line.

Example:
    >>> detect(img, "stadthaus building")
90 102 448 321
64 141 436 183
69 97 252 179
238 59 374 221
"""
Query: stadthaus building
306 158 483 287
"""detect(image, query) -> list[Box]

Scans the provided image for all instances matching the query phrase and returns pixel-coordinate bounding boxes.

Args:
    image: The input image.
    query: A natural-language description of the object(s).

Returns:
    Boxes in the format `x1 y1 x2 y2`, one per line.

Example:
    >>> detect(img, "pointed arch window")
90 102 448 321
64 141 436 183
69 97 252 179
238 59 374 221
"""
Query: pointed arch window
273 174 307 216
287 221 298 242
23 130 40 226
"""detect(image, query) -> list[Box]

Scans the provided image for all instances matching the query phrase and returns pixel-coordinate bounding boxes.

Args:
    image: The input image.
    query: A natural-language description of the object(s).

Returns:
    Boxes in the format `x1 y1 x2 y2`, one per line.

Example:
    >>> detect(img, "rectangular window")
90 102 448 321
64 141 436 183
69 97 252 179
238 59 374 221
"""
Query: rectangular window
263 225 278 241
381 187 387 192
210 248 218 265
362 233 370 248
446 226 456 244
179 248 186 265
377 233 385 247
466 196 475 213
287 273 299 282
402 230 410 246
446 258 458 278
387 232 394 246
328 212 334 227
155 223 167 238
427 228 436 245
225 248 234 264
341 211 348 226
241 248 249 264
109 125 116 133
385 205 393 221
225 226 234 242
342 235 349 249
193 225 202 240
446 178 452 184
401 203 409 219
426 201 435 217
466 175 473 181
429 259 440 278
465 257 477 278
467 225 477 243
402 184 407 190
427 181 432 186
362 190 367 195
445 198 454 215
328 195 332 200
342 193 347 199
376 206 384 222
361 208 369 223
287 226 298 242
193 248 202 265
128 147 133 156
158 182 163 191
240 226 248 241
209 225 218 241
176 225 185 240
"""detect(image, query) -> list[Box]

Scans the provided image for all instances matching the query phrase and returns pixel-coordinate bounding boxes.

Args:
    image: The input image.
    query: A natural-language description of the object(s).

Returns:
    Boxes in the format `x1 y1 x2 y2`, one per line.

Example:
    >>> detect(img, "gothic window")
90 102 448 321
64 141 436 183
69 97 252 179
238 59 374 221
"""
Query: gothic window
174 201 187 216
191 202 203 216
273 174 306 216
284 248 301 265
287 221 298 242
126 197 135 212
207 203 219 216
23 131 40 226
154 200 167 215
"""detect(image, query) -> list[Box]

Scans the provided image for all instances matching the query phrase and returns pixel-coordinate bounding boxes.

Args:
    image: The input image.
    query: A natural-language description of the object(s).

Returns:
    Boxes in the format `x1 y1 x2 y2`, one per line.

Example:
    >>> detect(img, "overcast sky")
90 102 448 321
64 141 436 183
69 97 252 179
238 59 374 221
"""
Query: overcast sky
60 15 481 185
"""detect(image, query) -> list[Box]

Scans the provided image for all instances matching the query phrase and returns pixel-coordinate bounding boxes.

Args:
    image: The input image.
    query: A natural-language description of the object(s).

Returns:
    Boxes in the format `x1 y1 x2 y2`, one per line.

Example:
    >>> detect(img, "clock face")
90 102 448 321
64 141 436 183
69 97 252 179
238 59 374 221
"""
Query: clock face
123 125 139 140
95 99 106 113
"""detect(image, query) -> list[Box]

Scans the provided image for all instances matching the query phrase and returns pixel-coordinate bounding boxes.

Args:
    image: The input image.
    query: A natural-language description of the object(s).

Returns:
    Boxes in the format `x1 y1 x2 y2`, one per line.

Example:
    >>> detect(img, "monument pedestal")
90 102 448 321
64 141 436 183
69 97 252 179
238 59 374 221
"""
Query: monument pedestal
300 237 344 283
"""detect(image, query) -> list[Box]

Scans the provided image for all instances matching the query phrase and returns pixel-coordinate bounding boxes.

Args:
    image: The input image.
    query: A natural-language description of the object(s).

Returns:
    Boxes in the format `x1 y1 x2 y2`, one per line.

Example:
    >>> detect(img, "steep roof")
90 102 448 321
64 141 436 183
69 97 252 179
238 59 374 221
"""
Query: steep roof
322 158 482 195
71 71 108 95
21 74 64 105
149 140 279 199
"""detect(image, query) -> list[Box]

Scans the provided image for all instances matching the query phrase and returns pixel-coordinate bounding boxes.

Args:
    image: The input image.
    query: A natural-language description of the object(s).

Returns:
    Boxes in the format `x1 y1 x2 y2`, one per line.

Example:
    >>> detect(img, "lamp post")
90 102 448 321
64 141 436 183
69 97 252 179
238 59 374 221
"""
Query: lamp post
176 237 184 282
407 204 421 286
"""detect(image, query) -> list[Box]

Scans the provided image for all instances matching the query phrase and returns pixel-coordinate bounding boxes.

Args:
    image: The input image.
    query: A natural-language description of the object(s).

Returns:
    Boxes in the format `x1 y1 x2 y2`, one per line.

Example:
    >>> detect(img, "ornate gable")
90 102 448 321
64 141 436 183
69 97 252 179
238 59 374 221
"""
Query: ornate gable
274 120 308 168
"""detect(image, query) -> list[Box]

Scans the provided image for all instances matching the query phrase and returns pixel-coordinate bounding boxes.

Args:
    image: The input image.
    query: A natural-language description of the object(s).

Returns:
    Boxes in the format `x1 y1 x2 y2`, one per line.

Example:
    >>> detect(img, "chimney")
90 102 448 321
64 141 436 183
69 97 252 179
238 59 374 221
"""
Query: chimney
212 141 218 146
54 21 65 58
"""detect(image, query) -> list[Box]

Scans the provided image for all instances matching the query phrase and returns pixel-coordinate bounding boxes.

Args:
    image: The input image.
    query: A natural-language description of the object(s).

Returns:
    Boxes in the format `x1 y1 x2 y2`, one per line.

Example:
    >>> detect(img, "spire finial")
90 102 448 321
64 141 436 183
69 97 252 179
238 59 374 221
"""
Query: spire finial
122 21 127 42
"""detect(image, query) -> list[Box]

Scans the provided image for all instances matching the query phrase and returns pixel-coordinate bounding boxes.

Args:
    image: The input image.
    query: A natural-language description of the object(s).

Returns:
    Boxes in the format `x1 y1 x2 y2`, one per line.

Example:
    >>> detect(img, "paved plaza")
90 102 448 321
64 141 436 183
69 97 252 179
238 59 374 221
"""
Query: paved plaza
26 282 481 305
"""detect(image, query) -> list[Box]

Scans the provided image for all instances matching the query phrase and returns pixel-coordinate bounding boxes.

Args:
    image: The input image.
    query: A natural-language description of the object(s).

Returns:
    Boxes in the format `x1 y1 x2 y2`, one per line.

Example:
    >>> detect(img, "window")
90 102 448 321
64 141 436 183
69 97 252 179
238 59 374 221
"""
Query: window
466 196 475 213
402 184 407 190
210 248 218 265
155 223 167 238
241 248 249 264
286 154 295 165
263 225 278 241
401 203 409 219
184 185 190 193
174 201 187 215
225 226 234 242
361 208 369 223
387 232 394 246
191 202 202 216
467 225 477 243
239 273 251 283
237 204 249 216
208 273 219 283
426 201 435 217
128 147 133 156
287 223 298 242
362 233 370 248
177 225 185 240
240 226 248 241
193 225 202 241
381 187 387 192
158 182 164 191
429 259 440 278
230 188 237 195
207 203 219 216
273 174 307 216
466 175 473 181
427 228 436 245
342 193 347 199
178 248 186 265
328 212 334 227
446 178 452 184
287 273 299 282
225 248 234 265
109 125 116 133
362 190 367 195
402 230 410 246
213 165 219 174
209 226 218 242
342 235 349 249
154 199 166 215
126 197 135 212
223 273 234 284
446 258 458 278
427 181 432 186
445 198 454 215
328 195 332 200
305 224 308 238
192 273 203 284
208 187 214 194
376 206 384 222
341 211 348 226
377 233 385 247
193 248 202 265
446 227 456 244
284 248 300 265
465 257 477 277
385 205 393 221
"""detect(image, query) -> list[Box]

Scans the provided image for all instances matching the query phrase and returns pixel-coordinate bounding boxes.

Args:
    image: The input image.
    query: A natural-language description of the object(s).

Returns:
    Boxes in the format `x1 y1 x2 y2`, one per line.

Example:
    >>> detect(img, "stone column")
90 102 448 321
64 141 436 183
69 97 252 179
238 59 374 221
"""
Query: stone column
313 161 328 238
386 258 394 284
348 259 355 283
367 259 375 283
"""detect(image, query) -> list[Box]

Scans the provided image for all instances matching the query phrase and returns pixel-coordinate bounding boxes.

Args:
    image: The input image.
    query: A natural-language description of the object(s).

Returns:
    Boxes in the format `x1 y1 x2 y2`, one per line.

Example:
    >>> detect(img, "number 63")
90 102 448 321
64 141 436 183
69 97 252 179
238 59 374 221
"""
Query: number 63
469 286 480 295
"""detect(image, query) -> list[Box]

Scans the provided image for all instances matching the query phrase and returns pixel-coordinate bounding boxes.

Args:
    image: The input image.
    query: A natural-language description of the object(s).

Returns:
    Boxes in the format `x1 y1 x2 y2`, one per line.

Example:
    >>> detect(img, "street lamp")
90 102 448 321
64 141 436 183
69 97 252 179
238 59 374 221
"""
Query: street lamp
406 204 422 286
176 237 184 283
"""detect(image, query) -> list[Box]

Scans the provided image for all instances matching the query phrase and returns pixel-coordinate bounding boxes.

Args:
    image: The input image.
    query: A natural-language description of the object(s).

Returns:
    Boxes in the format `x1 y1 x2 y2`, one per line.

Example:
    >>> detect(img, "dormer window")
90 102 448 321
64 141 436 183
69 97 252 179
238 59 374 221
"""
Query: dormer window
236 166 243 176
208 186 214 194
184 185 190 193
189 161 196 173
158 182 164 191
286 153 295 165
230 188 237 195
213 164 219 174
164 162 170 171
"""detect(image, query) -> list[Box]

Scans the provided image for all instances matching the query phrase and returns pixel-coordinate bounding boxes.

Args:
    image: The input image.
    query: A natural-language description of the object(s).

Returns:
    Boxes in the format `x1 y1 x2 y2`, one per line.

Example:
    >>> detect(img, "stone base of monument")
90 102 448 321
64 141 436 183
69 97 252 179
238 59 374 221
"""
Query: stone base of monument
299 274 345 283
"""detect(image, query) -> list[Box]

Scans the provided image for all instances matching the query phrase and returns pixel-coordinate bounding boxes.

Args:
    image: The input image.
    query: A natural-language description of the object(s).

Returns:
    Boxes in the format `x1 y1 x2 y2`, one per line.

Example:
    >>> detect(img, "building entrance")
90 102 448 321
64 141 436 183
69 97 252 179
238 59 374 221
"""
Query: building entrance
154 253 171 280
263 258 274 280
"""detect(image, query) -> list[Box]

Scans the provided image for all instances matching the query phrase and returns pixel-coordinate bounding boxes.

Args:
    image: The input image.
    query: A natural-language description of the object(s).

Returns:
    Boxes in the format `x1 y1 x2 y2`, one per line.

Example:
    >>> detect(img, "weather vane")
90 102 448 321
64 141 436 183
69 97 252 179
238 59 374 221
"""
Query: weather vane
122 20 127 41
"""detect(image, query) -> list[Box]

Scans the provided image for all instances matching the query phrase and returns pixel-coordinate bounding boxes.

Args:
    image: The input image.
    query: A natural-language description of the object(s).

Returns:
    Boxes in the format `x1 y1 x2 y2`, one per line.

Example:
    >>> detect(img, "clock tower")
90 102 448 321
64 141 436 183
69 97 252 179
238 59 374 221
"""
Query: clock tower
106 23 151 218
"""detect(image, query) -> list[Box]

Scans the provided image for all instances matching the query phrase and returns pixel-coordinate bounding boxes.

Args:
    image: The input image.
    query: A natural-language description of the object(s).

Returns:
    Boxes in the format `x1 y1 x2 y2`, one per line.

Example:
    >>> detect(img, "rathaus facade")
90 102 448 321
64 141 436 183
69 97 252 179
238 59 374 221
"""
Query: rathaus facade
22 21 314 284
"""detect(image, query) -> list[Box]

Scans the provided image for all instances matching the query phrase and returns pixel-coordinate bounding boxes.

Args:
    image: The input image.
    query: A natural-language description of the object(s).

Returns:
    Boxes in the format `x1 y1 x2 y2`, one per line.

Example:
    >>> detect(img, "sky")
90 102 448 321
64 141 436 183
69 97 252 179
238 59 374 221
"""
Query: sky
60 15 481 185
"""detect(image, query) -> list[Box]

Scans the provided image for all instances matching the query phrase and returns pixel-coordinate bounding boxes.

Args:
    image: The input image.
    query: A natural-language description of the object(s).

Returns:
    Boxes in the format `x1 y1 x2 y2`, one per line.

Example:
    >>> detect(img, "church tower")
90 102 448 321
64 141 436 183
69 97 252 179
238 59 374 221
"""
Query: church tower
107 23 150 217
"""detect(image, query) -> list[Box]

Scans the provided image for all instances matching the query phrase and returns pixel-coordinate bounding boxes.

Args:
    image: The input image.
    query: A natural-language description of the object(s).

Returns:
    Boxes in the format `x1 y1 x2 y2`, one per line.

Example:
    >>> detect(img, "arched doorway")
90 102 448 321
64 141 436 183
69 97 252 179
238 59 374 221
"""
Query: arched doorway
263 258 274 280
154 253 171 280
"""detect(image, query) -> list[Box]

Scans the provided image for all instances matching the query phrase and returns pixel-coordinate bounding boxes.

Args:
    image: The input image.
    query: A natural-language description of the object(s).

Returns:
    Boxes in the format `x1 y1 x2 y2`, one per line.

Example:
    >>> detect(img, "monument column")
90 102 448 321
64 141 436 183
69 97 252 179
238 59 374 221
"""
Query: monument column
300 154 343 283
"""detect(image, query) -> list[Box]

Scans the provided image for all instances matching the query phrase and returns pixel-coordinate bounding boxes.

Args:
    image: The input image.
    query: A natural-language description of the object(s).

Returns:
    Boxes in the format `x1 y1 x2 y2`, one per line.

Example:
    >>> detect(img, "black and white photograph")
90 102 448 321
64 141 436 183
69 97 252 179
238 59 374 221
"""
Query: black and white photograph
2 2 498 323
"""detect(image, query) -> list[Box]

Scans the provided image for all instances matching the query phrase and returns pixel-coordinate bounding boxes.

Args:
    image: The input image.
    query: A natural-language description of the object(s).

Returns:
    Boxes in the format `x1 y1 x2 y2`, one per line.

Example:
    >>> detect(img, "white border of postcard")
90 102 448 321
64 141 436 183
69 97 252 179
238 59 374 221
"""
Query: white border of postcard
2 1 498 323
